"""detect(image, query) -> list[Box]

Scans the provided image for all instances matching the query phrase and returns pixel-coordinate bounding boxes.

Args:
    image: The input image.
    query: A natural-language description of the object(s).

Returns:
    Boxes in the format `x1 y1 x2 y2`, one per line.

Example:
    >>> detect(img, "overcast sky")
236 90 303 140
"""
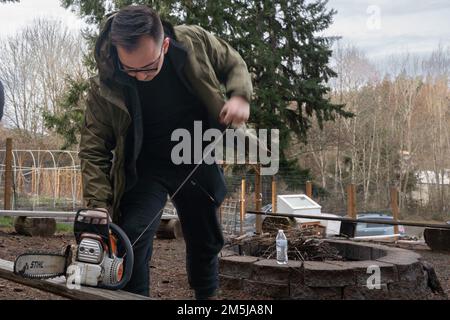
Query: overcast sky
0 0 86 37
0 0 449 60
324 0 450 59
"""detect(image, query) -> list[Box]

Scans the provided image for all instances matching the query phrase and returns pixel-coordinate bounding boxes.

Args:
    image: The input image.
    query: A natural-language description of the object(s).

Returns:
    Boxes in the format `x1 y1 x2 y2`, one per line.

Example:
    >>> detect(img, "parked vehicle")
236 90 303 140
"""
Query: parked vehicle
355 213 405 238
261 204 272 213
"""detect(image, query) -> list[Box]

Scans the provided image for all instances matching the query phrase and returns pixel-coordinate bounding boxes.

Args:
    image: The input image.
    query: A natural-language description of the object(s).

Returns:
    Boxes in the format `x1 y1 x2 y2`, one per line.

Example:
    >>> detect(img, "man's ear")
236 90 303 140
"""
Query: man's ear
163 37 170 54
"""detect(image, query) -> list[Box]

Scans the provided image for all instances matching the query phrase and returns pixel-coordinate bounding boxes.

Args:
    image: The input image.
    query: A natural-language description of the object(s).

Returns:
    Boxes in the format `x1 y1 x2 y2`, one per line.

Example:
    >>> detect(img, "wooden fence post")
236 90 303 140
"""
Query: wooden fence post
272 176 277 213
255 165 262 234
3 138 13 210
240 178 246 235
31 166 36 195
306 181 313 198
347 184 356 219
56 168 61 199
16 155 22 195
390 187 400 236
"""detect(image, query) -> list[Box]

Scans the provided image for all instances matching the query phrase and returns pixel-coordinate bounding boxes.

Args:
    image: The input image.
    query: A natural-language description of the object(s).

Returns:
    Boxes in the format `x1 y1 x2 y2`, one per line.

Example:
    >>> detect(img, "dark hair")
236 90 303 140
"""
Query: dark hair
111 5 163 52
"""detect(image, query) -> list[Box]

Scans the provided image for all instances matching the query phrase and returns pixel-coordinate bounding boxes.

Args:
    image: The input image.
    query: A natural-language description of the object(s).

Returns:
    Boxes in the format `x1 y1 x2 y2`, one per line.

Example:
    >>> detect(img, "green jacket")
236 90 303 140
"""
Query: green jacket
79 14 253 222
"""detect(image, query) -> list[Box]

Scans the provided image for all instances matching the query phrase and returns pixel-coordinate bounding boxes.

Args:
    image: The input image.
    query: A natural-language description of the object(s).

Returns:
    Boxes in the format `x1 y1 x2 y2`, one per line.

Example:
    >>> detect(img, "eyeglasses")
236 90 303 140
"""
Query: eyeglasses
117 45 164 76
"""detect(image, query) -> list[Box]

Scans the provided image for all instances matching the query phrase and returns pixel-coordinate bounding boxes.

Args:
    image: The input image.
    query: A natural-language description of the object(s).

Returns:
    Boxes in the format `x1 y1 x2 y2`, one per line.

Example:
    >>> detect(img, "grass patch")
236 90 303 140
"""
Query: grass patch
0 216 72 234
56 222 73 233
0 216 14 228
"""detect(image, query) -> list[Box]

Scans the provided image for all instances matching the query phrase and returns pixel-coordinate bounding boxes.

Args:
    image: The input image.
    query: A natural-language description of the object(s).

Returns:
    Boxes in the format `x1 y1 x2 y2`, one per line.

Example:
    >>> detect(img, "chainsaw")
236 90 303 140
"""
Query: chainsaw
13 209 134 290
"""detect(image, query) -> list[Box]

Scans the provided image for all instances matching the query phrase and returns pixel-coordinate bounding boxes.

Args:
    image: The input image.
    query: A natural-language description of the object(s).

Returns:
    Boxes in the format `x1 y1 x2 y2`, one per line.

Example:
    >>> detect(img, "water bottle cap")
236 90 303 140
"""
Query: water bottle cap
279 229 283 232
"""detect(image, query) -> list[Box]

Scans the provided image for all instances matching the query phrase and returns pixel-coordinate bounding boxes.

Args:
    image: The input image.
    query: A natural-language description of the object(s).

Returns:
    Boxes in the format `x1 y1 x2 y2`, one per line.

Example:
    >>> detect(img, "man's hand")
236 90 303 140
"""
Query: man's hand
219 96 250 127
78 208 111 224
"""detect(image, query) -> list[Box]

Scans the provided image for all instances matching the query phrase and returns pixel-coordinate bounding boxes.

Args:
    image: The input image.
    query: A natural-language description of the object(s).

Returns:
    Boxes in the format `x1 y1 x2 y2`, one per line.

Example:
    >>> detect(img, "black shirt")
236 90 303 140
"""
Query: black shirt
135 46 207 174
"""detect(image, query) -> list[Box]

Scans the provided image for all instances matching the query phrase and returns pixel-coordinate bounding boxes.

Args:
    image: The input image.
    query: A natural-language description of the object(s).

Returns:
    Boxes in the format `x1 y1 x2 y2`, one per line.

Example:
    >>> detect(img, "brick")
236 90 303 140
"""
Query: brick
220 249 238 257
289 283 317 299
343 284 389 300
219 255 259 278
219 274 243 290
370 247 387 260
303 261 355 287
376 249 423 282
325 241 347 257
251 259 300 284
397 262 424 282
388 281 431 300
377 258 422 282
288 261 304 285
345 243 372 260
242 279 290 299
377 247 422 264
327 260 398 285
290 286 342 300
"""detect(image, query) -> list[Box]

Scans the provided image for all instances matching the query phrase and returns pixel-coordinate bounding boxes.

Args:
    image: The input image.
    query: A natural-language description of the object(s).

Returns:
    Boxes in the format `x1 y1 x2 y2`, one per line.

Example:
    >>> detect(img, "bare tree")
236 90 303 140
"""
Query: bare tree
297 44 450 217
0 18 85 135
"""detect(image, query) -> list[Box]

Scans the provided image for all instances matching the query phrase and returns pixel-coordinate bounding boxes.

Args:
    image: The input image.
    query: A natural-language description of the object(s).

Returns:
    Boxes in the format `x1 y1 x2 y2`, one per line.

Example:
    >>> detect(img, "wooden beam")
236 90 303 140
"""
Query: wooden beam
56 168 61 199
347 184 357 219
0 210 176 220
240 178 246 235
4 138 13 210
31 166 36 195
247 209 450 229
0 258 151 300
390 187 400 236
306 181 313 198
254 165 262 234
0 210 75 218
271 176 277 213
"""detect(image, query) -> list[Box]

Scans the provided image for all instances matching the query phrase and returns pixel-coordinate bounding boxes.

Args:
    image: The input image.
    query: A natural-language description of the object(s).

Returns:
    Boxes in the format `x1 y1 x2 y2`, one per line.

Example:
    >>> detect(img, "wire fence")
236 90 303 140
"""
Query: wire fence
2 150 450 235
0 149 82 211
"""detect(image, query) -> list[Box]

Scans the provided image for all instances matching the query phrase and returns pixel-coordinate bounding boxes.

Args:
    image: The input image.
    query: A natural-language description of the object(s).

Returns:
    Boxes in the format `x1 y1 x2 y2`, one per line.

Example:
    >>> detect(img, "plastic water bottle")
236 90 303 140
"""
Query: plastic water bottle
276 229 288 264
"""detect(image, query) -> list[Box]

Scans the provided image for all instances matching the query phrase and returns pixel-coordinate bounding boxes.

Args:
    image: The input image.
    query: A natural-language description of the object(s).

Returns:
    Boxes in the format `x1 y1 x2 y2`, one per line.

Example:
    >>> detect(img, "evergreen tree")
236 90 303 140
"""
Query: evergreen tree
48 0 352 178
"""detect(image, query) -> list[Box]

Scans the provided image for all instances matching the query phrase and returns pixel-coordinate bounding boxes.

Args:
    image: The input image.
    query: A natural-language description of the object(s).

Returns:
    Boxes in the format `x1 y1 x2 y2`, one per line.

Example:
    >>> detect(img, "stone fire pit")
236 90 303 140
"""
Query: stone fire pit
219 239 440 300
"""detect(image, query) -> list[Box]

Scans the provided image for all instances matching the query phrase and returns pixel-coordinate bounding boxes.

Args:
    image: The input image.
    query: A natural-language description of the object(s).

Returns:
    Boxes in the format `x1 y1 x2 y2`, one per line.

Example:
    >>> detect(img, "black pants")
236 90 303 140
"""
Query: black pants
118 164 224 298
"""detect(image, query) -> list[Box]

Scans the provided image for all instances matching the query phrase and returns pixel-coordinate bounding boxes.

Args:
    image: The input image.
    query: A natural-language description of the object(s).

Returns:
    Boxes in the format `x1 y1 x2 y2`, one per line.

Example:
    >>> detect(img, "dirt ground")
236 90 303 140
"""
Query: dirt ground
0 228 263 300
0 227 448 300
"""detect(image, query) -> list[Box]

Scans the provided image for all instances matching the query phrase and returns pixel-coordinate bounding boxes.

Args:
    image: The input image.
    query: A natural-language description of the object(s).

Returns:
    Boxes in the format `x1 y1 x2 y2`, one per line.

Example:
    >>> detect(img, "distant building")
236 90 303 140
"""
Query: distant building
411 170 450 205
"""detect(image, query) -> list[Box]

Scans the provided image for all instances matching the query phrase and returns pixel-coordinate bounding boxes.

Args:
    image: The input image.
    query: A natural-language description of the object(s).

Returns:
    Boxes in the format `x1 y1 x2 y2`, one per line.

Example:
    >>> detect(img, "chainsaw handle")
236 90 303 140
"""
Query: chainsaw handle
99 222 134 291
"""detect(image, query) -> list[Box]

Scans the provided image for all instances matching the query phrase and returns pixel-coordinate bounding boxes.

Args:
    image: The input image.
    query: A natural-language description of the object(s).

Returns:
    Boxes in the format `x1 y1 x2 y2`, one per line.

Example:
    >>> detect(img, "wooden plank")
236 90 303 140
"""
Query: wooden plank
254 164 262 235
0 210 76 218
248 210 450 229
271 176 277 213
306 181 313 198
390 187 400 236
240 178 246 235
0 258 151 300
0 210 177 220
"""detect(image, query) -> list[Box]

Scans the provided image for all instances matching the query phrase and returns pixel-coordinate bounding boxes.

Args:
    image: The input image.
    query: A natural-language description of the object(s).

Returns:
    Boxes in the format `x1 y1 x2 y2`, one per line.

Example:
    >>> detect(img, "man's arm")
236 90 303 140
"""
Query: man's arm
78 82 116 211
195 26 253 103
194 26 253 126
